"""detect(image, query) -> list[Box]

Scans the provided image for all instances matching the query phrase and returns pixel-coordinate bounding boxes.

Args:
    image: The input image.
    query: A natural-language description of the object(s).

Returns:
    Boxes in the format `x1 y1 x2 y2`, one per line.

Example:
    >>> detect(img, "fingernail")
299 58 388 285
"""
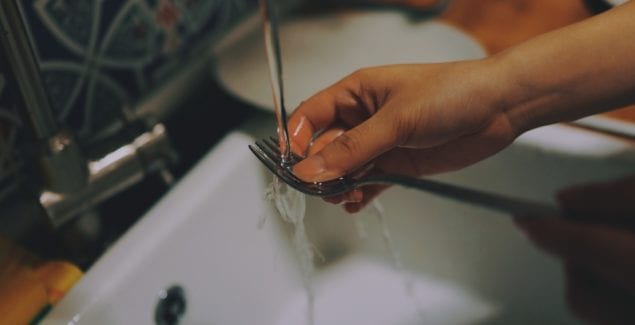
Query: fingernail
290 140 305 158
293 154 340 182
293 154 326 181
346 189 364 203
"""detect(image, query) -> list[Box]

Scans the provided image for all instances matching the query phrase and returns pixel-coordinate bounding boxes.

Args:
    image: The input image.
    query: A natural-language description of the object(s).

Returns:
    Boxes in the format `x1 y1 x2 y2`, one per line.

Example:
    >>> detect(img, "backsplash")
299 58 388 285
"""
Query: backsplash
17 0 257 146
0 57 23 203
0 0 257 214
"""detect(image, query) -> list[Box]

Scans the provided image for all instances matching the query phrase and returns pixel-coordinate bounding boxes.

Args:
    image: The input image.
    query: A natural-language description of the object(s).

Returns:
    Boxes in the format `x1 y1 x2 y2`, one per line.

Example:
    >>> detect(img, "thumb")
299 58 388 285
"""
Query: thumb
293 114 399 182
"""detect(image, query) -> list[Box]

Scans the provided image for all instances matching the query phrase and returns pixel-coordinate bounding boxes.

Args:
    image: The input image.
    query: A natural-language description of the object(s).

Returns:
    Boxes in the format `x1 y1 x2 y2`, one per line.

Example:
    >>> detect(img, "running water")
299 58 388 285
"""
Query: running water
259 0 291 163
364 201 427 322
258 1 422 323
265 177 315 325
259 0 314 323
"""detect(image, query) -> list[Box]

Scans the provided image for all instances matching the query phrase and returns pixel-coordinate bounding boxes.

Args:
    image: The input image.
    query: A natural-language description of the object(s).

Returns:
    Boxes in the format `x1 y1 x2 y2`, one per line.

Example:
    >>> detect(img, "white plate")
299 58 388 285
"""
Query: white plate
214 10 486 113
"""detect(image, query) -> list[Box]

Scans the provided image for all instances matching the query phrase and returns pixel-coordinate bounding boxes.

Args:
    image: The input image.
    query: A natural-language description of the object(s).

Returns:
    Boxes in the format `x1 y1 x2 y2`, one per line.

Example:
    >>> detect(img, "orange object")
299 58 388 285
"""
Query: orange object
0 237 82 324
440 0 590 54
0 268 49 325
35 261 83 305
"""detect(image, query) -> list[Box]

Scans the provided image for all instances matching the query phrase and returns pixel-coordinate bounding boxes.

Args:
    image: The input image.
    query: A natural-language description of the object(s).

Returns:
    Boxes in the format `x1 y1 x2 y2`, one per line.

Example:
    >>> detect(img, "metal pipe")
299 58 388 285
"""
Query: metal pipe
0 0 58 139
0 2 179 228
0 1 89 193
40 124 177 227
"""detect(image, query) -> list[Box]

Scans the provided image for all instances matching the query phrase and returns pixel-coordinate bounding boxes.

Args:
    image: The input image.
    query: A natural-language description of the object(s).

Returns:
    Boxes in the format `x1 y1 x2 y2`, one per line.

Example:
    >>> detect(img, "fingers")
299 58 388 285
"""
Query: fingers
288 114 316 157
293 111 399 182
564 263 635 324
343 184 389 213
558 175 635 227
287 75 370 157
515 176 635 323
288 68 397 181
514 217 635 294
321 182 390 214
323 189 364 205
308 127 346 156
287 93 338 157
302 115 516 209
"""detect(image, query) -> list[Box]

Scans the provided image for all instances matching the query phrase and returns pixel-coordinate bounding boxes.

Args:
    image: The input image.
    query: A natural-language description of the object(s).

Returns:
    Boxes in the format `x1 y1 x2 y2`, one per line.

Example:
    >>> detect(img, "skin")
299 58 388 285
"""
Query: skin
289 2 635 209
516 177 635 324
285 2 635 322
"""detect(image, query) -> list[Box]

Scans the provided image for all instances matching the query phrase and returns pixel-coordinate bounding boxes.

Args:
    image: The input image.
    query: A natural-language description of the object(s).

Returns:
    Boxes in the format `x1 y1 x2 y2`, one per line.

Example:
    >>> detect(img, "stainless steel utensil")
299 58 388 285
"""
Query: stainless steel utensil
249 136 560 217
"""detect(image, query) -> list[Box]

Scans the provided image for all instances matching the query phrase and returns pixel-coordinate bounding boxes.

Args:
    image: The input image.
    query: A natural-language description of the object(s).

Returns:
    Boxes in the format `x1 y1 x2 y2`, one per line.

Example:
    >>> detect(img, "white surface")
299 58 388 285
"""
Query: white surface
275 256 496 325
607 0 628 6
574 115 635 139
44 132 302 325
214 10 485 112
44 114 635 324
517 123 635 161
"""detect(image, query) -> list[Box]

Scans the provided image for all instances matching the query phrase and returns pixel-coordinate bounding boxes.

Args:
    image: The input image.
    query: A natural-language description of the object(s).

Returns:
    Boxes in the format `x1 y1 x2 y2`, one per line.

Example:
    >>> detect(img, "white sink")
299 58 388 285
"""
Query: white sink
43 114 635 324
214 10 486 113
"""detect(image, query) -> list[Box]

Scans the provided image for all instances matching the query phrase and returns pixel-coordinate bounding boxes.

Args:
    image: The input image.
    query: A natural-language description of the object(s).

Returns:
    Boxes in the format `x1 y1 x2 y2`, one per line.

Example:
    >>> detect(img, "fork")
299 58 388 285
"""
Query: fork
249 137 560 217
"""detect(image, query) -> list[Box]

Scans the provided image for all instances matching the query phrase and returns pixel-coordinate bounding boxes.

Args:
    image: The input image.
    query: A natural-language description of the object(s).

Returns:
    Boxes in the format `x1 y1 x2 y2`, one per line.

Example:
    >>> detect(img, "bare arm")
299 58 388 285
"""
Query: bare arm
289 3 635 211
497 1 635 133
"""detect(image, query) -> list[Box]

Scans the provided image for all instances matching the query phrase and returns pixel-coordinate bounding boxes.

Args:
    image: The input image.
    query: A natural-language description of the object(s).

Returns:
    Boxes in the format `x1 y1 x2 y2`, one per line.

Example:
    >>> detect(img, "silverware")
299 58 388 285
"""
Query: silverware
249 136 560 216
260 0 292 163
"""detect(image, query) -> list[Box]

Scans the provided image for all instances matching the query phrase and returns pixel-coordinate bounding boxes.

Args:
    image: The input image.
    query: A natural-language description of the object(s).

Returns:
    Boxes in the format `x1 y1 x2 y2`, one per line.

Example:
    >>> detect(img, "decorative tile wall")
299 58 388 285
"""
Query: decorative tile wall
0 55 23 202
0 0 256 202
17 0 257 145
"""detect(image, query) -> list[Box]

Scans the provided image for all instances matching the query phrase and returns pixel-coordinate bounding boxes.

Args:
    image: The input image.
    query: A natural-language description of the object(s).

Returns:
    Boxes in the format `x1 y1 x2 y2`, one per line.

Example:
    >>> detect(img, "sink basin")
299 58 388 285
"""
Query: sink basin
42 8 635 324
214 10 486 113
43 114 635 324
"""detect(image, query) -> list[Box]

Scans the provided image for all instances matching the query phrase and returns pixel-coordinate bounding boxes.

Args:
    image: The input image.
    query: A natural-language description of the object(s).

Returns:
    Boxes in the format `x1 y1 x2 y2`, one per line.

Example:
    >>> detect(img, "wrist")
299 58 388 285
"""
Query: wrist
467 55 531 138
486 47 568 136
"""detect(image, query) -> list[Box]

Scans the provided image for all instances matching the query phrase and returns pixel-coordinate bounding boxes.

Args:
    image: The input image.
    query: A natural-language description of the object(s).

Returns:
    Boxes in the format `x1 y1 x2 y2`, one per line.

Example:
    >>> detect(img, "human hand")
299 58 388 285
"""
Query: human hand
288 61 520 212
514 176 635 324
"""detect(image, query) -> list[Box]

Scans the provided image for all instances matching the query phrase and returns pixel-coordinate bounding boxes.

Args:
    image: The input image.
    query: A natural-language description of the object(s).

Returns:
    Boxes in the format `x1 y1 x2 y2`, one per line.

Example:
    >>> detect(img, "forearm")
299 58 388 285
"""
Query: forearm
490 2 635 134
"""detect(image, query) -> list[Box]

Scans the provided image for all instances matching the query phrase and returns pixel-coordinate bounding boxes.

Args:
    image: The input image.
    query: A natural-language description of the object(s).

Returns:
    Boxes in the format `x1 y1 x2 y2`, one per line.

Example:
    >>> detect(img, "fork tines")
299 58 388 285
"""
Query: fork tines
264 136 303 163
258 137 283 165
250 136 346 197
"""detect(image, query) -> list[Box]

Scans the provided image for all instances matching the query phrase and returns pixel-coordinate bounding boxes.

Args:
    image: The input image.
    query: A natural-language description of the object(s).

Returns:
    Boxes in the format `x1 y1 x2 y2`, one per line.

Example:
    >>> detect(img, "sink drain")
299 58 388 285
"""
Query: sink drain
155 285 186 325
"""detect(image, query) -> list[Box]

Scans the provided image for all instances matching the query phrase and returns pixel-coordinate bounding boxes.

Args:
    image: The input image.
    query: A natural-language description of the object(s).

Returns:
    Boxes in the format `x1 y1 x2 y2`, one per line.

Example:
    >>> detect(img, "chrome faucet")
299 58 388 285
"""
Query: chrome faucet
0 1 177 227
41 124 177 227
0 0 88 193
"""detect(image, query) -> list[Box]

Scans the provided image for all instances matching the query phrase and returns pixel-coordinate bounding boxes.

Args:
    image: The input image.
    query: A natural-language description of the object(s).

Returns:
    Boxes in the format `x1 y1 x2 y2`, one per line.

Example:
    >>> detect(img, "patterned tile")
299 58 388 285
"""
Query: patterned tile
18 0 257 144
0 0 256 201
0 62 23 201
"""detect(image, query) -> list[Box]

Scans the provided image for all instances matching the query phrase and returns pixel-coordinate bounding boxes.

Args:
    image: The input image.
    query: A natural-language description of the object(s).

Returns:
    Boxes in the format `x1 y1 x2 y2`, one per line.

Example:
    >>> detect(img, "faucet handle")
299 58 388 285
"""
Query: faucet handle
39 129 88 193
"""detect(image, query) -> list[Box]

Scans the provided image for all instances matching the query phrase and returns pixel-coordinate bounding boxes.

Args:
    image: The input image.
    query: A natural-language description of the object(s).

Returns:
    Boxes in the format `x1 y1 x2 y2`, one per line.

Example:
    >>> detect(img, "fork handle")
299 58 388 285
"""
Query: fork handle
360 175 560 217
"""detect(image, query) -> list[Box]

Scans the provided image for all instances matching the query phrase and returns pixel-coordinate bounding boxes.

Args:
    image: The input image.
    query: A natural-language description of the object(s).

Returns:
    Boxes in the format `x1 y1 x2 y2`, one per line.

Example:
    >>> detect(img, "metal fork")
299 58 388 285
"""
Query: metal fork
249 137 560 217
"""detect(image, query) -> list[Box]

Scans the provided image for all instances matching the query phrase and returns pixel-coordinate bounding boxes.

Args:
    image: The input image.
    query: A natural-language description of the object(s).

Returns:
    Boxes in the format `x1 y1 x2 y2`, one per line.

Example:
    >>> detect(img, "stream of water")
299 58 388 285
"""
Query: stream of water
258 1 422 323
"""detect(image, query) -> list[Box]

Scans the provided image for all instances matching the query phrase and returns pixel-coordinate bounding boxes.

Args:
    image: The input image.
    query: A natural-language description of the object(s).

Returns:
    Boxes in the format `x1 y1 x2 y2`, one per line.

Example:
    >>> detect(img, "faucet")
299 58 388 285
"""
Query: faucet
40 123 177 227
0 1 177 227
0 0 87 193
